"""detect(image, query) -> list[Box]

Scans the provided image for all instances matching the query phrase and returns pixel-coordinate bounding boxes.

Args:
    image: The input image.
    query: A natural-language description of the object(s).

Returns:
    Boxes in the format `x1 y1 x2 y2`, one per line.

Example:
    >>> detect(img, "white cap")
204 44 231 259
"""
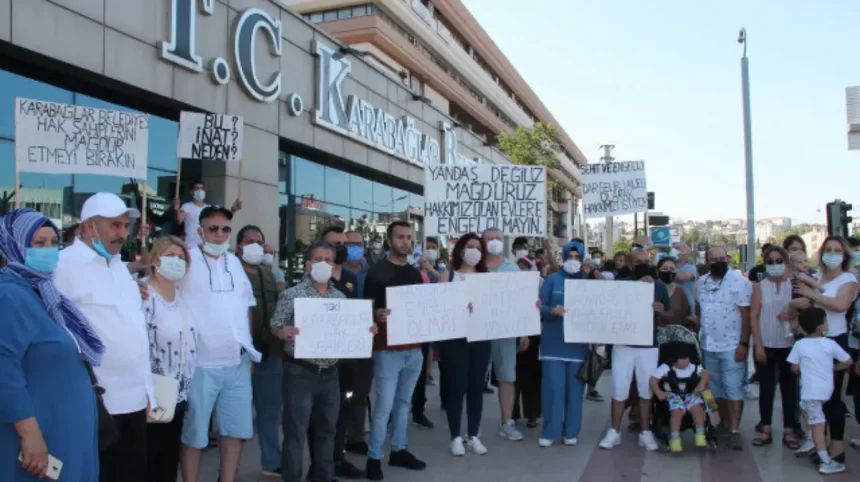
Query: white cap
80 192 141 222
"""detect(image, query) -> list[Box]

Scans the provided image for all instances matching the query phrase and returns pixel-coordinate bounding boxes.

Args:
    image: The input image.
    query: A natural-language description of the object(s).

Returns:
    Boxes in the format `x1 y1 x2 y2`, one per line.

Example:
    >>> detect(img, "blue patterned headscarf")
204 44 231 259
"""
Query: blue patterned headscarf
0 208 104 366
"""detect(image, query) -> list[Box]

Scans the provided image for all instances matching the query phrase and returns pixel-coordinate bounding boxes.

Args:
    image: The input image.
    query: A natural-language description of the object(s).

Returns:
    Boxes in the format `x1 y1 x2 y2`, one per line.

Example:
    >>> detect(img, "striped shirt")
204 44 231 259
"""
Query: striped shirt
758 278 794 348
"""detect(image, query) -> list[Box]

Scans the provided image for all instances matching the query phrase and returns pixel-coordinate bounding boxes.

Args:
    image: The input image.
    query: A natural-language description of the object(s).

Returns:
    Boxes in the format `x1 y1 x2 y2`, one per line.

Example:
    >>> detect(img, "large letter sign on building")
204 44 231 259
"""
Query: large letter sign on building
312 41 440 166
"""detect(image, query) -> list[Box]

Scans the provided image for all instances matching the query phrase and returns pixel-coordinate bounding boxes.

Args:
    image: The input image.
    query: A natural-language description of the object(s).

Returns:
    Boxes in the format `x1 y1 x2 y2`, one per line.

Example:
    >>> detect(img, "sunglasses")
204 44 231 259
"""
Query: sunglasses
207 225 232 234
765 258 784 265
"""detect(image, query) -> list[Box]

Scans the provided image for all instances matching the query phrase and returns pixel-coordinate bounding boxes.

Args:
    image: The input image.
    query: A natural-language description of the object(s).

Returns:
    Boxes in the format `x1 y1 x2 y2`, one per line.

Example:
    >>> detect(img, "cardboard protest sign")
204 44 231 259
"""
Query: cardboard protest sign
580 161 647 218
14 97 149 179
177 112 243 162
563 279 654 346
465 271 541 341
424 163 546 237
294 298 374 359
386 283 468 345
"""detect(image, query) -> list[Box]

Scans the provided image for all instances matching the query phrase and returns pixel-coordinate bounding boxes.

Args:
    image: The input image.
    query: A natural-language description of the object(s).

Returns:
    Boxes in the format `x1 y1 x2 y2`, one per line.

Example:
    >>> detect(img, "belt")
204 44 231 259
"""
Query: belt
285 357 338 374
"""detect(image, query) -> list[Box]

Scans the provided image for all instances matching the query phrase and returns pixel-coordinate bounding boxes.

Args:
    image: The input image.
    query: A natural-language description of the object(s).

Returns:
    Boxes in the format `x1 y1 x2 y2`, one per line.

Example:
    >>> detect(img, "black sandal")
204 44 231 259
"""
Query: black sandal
782 433 800 450
752 431 772 446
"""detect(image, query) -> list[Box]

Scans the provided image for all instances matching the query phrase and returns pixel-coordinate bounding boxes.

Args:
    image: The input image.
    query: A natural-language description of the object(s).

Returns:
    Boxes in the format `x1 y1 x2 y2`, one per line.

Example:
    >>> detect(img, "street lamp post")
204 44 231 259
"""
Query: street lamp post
739 28 756 272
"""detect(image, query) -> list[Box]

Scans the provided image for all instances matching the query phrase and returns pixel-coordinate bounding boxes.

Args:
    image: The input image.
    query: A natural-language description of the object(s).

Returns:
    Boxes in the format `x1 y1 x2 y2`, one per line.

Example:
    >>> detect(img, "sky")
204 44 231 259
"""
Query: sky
462 0 860 224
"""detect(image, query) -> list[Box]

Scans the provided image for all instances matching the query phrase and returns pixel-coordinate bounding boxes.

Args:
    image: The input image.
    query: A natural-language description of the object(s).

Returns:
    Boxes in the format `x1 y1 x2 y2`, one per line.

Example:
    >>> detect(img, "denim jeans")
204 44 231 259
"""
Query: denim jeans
368 349 423 460
540 360 585 441
252 354 283 471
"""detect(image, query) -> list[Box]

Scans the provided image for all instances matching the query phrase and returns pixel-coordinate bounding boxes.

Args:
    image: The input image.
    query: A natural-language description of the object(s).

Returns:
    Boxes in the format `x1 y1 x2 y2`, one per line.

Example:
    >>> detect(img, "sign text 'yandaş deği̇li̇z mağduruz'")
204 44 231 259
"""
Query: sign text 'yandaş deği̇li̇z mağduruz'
177 112 244 162
423 163 547 237
14 97 149 179
580 161 648 219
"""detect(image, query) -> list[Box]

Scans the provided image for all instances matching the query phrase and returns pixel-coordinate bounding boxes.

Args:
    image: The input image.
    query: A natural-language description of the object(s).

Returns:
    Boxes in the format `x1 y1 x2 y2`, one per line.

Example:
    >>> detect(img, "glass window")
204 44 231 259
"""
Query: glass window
278 151 289 194
291 156 324 201
338 8 352 20
147 116 180 172
349 209 377 244
310 13 324 23
353 5 367 16
323 11 337 22
372 182 391 212
324 166 350 207
367 4 375 14
392 188 409 214
350 174 373 209
0 70 74 140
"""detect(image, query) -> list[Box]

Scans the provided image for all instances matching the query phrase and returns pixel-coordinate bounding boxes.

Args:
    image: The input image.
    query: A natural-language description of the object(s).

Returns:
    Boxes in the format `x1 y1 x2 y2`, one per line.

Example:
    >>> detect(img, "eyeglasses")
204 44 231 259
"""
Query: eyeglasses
207 225 232 234
765 258 784 265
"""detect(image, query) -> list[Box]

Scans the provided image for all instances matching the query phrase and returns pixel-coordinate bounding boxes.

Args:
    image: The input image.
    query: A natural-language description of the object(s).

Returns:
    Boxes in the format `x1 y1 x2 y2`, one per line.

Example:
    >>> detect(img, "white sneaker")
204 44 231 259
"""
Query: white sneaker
498 422 524 441
639 431 659 451
850 436 860 448
599 428 621 449
818 460 846 475
465 436 488 455
449 436 466 456
564 437 578 446
538 438 553 447
744 384 759 400
794 439 815 456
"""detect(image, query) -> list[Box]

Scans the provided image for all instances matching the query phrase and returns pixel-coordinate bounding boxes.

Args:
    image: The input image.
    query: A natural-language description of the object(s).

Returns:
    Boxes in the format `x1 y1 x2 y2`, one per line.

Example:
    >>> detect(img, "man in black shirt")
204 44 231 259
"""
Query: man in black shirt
363 221 427 480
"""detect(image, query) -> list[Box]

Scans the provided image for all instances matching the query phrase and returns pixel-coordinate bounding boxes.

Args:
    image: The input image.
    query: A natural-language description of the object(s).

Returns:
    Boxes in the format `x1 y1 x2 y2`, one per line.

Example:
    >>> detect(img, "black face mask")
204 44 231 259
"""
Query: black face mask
633 263 655 280
658 271 676 285
617 266 633 278
709 261 729 278
334 244 348 265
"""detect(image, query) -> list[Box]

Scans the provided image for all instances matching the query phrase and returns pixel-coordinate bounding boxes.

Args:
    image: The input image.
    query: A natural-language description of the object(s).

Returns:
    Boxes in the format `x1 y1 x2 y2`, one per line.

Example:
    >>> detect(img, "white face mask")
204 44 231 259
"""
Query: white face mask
241 243 264 265
157 256 187 281
310 261 333 283
563 259 581 274
463 247 482 266
592 258 601 265
193 189 206 201
487 239 504 256
262 253 275 266
515 249 529 259
202 241 229 257
425 249 439 262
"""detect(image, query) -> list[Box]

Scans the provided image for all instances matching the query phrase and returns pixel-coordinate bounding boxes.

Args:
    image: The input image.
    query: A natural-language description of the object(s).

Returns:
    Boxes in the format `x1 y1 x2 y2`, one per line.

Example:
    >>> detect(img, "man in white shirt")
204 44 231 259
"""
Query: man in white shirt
696 247 752 451
178 206 261 482
175 181 242 248
53 192 152 482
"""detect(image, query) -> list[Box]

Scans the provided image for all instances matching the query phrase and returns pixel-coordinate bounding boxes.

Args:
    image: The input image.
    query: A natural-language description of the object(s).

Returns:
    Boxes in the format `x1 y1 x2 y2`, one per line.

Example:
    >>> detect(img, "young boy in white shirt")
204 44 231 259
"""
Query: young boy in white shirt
650 343 710 453
787 307 853 475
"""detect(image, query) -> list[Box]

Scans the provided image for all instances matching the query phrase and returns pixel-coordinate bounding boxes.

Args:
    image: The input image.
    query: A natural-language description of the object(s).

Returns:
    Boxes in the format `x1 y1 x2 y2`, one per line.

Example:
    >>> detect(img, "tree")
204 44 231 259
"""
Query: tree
497 122 564 241
613 236 632 255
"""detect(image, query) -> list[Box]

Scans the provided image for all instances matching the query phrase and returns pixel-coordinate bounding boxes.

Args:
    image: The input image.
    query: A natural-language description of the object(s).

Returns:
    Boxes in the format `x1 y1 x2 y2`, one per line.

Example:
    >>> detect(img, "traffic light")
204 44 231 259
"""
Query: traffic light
647 192 655 210
826 199 853 237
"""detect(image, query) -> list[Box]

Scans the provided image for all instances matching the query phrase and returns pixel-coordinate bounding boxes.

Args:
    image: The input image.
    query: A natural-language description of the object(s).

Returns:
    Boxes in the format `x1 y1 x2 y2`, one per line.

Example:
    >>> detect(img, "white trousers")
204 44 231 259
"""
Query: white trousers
610 345 660 402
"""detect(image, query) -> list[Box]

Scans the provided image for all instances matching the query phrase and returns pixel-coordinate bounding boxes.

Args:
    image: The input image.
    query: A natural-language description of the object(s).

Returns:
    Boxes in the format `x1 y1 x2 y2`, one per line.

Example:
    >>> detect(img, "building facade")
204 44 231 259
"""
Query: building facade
0 0 584 277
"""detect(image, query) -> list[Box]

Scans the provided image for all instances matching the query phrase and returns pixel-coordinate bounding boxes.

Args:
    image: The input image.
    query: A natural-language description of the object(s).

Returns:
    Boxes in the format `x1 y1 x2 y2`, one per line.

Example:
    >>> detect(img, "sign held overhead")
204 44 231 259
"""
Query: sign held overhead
178 112 244 162
580 161 647 219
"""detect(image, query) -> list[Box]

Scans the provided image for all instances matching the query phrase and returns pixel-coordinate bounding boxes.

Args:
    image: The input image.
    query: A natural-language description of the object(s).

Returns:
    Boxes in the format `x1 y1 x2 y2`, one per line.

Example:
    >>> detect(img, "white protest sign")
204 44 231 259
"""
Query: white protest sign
465 271 541 342
14 97 149 179
177 112 244 162
294 298 374 359
386 283 468 346
563 279 654 346
580 161 647 219
424 163 546 237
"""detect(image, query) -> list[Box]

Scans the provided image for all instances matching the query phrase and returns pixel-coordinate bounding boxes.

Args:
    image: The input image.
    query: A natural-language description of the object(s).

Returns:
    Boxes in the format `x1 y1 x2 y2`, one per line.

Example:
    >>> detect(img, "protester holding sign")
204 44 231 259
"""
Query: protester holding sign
176 181 242 248
536 240 591 447
53 193 152 482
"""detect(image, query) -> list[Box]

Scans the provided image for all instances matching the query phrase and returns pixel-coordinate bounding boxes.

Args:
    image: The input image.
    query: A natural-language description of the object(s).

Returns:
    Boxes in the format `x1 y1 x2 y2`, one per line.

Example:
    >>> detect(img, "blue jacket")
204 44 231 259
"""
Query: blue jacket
539 241 590 361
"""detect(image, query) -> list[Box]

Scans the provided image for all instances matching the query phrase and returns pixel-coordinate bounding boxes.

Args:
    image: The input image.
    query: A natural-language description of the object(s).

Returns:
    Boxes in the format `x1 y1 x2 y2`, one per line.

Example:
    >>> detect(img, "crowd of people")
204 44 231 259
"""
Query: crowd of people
0 189 859 481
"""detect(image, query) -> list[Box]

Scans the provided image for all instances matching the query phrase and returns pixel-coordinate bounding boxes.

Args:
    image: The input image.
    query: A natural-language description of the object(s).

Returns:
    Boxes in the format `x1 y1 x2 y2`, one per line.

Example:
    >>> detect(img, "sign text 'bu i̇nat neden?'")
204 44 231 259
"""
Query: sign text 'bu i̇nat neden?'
177 112 244 162
423 163 547 237
580 161 647 219
294 298 374 359
14 97 149 179
563 280 654 346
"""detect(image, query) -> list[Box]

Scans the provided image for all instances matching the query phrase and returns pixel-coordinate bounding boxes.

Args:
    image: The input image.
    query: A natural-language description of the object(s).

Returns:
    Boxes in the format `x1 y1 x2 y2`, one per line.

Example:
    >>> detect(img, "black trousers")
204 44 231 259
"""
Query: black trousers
342 358 373 444
823 334 849 441
285 361 340 482
412 343 431 417
513 337 542 421
146 402 186 482
100 409 147 482
754 347 797 428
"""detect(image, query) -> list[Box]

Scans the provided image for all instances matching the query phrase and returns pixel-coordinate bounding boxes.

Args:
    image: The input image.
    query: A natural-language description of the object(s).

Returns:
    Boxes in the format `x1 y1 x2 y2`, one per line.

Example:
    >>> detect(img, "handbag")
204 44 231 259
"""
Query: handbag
83 362 120 452
147 296 188 424
577 346 608 386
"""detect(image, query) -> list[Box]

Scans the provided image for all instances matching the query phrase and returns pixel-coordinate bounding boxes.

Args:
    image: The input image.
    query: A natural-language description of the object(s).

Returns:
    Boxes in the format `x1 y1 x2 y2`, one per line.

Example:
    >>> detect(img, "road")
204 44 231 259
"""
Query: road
198 376 858 482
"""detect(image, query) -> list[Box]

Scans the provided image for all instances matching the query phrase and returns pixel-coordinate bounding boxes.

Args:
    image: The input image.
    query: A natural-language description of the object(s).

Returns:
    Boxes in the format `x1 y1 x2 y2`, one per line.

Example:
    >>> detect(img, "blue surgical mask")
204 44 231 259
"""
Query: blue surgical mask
93 239 116 260
347 246 364 263
854 251 860 265
25 247 60 274
765 263 785 278
669 248 680 259
822 253 844 269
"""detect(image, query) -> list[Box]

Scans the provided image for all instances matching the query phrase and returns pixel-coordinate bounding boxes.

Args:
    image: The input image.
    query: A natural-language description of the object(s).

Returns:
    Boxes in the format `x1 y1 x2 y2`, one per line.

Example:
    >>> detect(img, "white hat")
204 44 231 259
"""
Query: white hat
80 192 141 222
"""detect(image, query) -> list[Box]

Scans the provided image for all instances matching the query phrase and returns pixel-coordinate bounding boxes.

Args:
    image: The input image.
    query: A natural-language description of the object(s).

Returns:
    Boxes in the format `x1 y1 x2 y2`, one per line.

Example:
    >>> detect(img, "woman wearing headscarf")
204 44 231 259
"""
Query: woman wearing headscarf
0 208 104 481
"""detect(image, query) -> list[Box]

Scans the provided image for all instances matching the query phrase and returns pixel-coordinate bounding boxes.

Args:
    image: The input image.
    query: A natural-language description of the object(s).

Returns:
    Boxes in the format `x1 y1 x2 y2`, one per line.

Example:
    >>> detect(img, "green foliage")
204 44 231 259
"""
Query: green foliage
612 236 632 255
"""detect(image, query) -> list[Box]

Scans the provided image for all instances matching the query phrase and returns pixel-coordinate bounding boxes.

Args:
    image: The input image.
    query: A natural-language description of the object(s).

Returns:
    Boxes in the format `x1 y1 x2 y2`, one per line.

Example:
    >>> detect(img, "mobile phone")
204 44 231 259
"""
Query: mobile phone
18 453 63 480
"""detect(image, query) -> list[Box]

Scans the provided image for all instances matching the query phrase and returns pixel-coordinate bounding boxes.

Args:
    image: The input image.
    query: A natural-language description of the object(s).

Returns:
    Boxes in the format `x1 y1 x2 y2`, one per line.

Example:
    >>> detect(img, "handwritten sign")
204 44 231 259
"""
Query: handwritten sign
563 279 654 346
177 112 244 162
386 283 468 346
14 97 149 179
294 298 373 359
424 163 546 237
580 161 647 218
466 271 541 341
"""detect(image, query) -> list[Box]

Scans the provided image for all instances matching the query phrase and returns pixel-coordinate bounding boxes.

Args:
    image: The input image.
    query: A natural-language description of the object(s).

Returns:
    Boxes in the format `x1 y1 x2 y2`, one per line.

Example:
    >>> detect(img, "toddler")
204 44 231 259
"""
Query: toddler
788 307 853 475
650 343 710 452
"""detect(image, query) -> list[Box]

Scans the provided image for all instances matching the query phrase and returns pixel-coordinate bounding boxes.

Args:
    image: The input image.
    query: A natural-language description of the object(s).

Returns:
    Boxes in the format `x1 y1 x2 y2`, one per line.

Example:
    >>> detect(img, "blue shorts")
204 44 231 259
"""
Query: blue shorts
668 393 703 412
702 349 746 401
491 338 517 383
181 358 254 448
